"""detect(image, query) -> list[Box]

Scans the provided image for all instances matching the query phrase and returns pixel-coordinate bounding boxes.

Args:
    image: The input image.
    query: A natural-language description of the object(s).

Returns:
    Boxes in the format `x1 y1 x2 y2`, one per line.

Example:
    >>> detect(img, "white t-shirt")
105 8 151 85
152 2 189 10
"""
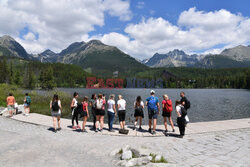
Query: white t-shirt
107 99 115 113
176 105 182 117
51 100 61 113
117 99 126 111
134 101 144 107
73 98 78 107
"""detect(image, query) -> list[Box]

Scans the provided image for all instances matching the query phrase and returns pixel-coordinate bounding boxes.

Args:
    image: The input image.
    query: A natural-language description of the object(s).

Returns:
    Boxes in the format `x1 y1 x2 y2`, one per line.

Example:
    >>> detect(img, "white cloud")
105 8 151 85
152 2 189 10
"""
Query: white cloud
0 0 131 53
95 7 250 59
23 32 36 41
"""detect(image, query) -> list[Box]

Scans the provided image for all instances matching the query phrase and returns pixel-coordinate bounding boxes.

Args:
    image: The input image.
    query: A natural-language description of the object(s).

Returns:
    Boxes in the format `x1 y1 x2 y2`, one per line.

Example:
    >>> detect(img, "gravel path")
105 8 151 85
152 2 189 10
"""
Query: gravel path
0 117 250 167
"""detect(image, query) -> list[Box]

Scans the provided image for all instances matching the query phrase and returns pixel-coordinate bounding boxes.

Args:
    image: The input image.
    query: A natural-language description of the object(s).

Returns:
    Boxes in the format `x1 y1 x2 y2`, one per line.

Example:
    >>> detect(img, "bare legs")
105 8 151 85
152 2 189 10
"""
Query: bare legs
163 116 175 131
95 115 100 130
95 115 104 130
52 116 61 130
119 121 125 129
134 117 142 129
100 116 104 130
82 116 87 131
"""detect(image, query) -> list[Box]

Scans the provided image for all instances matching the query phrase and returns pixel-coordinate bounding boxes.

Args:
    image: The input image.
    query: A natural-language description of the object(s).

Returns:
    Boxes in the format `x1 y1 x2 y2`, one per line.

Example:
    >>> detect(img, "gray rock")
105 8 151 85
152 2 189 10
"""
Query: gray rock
122 156 152 167
131 148 140 158
155 155 162 161
122 150 132 160
122 145 130 151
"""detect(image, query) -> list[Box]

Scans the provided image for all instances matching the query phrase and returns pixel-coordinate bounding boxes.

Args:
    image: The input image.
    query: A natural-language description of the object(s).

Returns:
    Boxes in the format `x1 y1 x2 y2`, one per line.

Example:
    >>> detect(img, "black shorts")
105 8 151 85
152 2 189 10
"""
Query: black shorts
134 109 144 118
95 109 105 116
148 109 158 119
118 110 126 122
162 110 171 117
80 111 88 117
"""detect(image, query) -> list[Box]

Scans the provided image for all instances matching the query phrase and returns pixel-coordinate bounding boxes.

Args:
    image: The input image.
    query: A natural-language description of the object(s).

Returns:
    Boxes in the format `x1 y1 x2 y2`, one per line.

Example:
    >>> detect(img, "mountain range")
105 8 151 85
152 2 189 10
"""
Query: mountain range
1 35 250 76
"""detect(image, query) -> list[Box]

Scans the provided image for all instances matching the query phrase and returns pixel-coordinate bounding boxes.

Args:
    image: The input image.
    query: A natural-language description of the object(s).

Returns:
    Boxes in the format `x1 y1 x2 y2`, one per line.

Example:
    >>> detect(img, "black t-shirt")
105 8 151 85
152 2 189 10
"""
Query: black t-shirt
180 97 188 110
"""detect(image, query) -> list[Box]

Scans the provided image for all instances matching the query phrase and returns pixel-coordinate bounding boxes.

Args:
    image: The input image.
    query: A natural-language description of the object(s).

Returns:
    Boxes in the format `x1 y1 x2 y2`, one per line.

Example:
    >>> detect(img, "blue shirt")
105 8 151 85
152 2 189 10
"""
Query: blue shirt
146 96 159 110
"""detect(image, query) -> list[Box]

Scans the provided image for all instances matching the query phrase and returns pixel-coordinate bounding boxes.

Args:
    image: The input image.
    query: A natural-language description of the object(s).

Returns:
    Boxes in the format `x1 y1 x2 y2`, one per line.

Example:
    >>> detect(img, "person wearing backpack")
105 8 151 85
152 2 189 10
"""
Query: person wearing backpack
175 100 187 138
81 96 89 132
145 90 160 135
24 93 31 116
133 96 144 131
71 92 80 130
50 94 62 133
162 94 175 133
95 93 106 132
180 91 190 125
117 95 126 130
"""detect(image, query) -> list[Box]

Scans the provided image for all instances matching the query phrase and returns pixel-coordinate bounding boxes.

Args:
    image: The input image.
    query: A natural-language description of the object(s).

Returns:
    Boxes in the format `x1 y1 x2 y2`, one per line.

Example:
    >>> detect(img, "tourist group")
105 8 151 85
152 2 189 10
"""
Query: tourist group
6 90 190 138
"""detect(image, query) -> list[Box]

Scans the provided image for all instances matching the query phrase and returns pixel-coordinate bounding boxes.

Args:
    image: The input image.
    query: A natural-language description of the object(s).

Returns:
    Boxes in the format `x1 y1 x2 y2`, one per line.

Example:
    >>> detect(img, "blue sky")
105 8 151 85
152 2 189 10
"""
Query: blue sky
1 0 250 59
91 0 250 36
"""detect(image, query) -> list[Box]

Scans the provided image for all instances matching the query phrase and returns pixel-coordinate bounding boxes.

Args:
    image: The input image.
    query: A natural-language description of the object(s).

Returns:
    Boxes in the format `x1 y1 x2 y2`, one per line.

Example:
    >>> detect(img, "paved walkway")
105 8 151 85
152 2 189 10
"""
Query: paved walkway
0 116 250 167
11 113 250 136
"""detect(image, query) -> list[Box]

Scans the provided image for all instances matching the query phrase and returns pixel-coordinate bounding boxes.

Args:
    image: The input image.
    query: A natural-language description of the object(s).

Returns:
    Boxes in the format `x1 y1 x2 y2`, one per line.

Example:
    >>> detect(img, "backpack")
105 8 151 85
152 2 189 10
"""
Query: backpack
180 106 187 118
52 101 59 111
96 99 103 109
26 96 31 104
119 129 129 135
164 99 173 112
185 99 191 109
148 97 157 110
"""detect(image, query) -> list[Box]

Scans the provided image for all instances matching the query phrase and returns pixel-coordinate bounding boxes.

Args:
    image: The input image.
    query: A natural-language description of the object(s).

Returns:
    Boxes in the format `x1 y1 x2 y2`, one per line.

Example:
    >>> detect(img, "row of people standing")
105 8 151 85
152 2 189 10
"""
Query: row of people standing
68 90 190 137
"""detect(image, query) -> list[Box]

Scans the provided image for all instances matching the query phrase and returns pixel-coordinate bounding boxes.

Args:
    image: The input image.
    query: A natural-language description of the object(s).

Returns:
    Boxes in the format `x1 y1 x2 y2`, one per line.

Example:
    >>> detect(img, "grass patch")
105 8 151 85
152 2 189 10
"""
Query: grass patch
150 153 168 163
118 149 123 154
0 84 72 118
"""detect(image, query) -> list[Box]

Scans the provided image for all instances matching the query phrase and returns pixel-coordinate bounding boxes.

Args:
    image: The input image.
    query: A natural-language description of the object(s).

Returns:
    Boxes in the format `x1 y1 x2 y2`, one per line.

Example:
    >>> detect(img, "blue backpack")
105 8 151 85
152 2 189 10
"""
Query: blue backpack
148 96 157 110
26 96 31 104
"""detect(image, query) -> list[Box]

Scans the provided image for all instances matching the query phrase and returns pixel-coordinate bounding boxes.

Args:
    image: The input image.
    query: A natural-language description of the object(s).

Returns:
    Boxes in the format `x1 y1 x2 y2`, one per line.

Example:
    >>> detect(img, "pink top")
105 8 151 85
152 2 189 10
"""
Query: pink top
83 102 88 111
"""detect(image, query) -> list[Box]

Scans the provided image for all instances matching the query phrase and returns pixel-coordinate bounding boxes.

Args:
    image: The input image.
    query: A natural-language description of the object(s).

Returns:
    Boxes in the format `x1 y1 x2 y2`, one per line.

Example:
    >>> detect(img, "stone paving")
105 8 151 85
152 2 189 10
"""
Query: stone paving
0 115 250 167
10 113 250 136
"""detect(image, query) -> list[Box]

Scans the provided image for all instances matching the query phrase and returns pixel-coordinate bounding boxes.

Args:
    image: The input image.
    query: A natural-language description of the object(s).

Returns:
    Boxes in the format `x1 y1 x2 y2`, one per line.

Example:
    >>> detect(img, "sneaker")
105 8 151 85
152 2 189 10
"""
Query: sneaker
82 129 87 132
95 129 98 132
148 128 152 133
109 129 115 132
72 126 77 130
57 127 62 131
99 129 103 132
152 131 156 135
165 130 168 133
53 129 57 133
77 125 81 129
172 129 175 132
133 126 136 130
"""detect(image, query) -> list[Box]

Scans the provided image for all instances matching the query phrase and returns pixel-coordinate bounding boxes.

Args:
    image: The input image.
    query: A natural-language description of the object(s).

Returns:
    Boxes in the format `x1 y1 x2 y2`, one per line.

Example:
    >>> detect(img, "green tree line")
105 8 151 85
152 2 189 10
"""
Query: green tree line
0 57 91 89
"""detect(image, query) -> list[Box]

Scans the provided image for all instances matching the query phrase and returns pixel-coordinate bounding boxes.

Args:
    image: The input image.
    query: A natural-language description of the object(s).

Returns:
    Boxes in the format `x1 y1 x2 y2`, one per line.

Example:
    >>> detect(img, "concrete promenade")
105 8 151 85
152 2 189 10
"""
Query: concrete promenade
0 114 249 166
11 113 250 136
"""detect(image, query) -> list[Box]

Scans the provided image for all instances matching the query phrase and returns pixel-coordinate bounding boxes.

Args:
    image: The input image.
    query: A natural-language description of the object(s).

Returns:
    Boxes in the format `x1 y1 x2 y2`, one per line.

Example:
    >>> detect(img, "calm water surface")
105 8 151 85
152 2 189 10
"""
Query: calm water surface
53 88 250 125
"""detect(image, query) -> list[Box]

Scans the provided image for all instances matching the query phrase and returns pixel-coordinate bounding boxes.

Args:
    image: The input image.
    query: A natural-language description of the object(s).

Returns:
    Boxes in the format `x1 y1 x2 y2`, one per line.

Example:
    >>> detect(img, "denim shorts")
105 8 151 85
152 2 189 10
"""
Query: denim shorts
148 109 158 119
24 103 30 107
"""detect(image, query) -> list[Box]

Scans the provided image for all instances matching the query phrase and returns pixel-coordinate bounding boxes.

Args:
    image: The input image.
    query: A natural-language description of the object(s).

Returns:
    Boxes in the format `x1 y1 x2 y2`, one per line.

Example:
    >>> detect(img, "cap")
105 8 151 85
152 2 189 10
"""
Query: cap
150 90 155 94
